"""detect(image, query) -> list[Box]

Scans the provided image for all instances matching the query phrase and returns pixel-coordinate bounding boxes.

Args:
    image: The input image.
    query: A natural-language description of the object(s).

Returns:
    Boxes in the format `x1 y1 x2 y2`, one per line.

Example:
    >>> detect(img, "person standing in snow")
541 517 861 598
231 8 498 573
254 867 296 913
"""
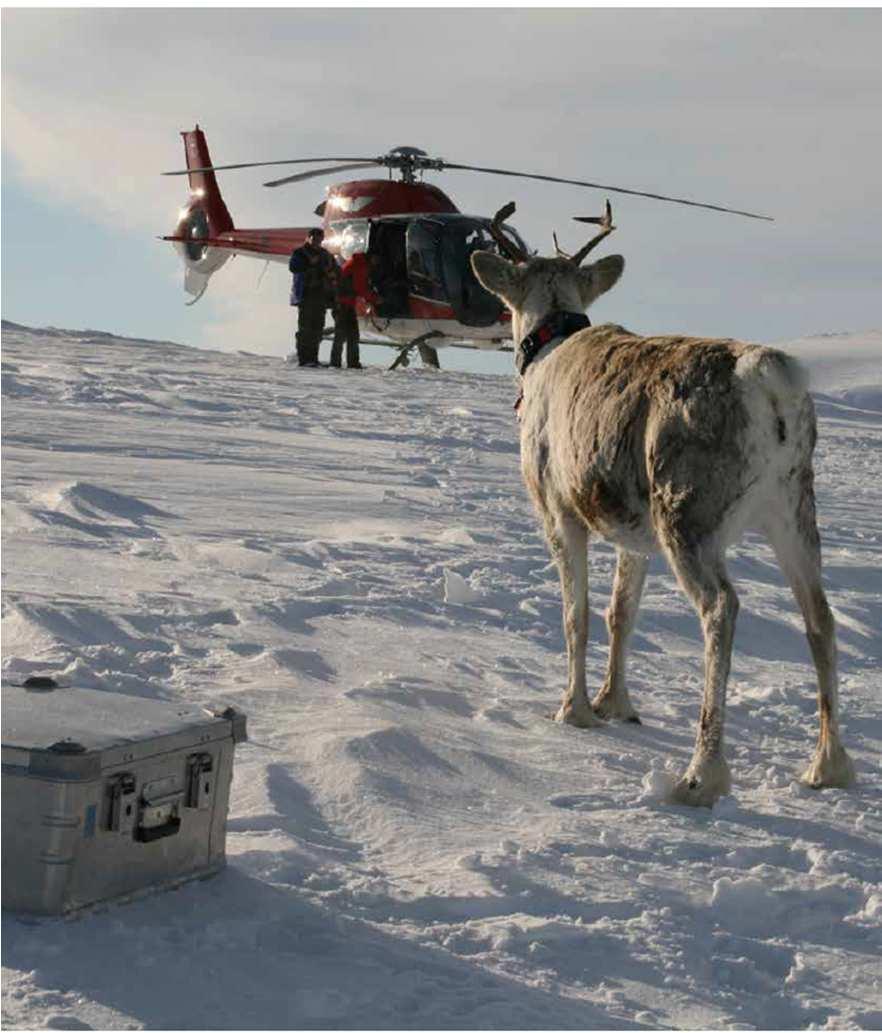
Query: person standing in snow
289 228 336 367
330 252 382 369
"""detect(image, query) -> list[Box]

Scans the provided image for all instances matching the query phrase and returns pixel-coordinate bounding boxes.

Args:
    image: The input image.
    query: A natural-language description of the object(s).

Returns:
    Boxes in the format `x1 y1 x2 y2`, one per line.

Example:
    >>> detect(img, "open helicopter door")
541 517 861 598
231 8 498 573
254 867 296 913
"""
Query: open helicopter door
362 219 441 368
405 218 504 328
366 221 409 319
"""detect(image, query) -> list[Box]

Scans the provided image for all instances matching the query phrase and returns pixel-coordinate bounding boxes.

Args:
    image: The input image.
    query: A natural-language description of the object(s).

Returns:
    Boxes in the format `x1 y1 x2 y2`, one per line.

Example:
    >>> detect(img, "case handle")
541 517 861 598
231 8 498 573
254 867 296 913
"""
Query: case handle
134 817 181 843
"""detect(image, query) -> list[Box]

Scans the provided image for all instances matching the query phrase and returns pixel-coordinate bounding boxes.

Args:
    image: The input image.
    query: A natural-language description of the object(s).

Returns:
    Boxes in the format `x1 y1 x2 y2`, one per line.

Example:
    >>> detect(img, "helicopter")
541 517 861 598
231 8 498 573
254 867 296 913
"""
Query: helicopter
162 126 772 369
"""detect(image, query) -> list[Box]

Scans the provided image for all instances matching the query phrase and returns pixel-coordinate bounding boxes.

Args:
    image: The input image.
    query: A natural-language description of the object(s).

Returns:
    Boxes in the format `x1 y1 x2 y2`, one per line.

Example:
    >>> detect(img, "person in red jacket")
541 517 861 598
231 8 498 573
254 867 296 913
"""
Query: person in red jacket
330 252 382 369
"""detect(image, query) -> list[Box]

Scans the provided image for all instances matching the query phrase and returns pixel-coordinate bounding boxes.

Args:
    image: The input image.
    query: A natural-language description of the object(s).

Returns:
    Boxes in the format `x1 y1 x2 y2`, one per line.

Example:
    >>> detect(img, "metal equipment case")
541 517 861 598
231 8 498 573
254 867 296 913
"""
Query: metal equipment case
1 682 246 916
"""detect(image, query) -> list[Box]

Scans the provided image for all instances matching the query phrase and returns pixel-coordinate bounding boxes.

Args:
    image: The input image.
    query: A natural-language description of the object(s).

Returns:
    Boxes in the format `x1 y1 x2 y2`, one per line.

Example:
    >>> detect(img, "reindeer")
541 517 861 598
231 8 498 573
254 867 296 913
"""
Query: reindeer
472 203 855 807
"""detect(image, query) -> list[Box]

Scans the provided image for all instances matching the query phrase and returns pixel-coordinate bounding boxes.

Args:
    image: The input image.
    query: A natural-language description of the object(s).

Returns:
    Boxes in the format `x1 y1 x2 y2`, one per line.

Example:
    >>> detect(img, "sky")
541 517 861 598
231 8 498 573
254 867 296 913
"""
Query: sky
2 7 881 372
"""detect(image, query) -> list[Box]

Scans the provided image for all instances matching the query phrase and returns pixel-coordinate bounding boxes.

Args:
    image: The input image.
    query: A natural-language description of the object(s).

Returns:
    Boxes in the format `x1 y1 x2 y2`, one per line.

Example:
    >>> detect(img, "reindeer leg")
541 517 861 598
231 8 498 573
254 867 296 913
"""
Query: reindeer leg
546 510 604 728
661 538 736 807
763 502 855 790
592 549 648 723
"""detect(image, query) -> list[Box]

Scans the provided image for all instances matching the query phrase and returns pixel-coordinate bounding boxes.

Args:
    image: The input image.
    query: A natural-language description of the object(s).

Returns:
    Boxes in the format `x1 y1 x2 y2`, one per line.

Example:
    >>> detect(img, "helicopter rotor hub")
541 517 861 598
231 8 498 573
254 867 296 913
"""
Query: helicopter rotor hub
379 147 445 183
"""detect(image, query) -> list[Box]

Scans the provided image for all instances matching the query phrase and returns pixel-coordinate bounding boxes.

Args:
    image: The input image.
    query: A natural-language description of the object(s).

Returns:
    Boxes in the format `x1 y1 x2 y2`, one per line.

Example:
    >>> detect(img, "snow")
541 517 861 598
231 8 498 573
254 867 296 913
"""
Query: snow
2 320 881 1031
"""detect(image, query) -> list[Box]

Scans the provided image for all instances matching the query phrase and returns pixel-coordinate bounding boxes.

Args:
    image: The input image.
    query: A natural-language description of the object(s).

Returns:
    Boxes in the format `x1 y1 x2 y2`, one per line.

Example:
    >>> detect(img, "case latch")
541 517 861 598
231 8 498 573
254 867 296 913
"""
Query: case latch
186 752 214 810
106 772 137 834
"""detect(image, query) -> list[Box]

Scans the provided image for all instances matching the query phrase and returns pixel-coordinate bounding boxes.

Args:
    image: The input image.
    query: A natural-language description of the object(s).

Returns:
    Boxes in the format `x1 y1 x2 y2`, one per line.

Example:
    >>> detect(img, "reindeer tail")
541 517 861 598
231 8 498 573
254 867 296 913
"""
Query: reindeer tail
735 346 809 399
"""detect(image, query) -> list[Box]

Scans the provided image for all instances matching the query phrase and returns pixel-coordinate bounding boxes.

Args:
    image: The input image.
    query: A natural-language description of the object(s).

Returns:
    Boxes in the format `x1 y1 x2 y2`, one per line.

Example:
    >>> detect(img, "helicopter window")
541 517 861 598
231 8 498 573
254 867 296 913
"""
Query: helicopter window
326 220 368 260
471 221 529 258
501 225 529 256
442 219 505 328
403 217 506 326
464 225 498 258
406 221 446 302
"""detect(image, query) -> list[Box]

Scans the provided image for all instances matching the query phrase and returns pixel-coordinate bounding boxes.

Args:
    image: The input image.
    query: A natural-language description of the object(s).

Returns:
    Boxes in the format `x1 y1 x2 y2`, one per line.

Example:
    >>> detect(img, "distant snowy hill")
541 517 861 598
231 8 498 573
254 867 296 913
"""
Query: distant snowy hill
2 321 880 1030
775 330 882 415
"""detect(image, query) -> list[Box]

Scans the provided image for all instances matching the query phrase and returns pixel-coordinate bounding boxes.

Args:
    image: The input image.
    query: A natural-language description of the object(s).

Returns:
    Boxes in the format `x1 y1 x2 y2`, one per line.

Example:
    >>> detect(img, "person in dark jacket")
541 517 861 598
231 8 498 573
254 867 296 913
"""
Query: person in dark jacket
289 228 336 367
330 252 382 369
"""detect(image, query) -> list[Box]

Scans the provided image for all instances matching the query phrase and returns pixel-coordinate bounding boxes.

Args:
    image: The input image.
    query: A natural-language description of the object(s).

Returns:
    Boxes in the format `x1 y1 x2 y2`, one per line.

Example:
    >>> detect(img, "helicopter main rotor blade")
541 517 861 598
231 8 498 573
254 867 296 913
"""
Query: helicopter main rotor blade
440 162 774 221
263 162 381 187
162 157 377 176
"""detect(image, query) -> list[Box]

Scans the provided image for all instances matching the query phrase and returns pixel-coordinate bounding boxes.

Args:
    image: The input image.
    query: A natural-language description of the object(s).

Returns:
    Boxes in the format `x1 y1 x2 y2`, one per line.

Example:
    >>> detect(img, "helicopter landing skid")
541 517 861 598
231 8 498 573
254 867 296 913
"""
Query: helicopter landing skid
389 331 444 371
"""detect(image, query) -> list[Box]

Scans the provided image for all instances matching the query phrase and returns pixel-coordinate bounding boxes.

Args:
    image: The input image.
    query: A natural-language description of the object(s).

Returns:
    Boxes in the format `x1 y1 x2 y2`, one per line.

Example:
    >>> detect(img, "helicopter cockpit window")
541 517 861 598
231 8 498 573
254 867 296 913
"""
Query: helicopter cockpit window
499 224 529 258
463 225 499 259
444 220 505 327
406 220 446 302
326 220 368 261
459 221 529 261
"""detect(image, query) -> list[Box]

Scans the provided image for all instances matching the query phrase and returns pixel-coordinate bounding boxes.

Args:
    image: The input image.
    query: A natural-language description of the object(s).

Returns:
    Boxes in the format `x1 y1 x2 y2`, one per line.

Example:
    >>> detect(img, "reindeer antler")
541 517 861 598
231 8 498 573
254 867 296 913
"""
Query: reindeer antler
552 230 572 260
489 201 529 263
568 199 615 266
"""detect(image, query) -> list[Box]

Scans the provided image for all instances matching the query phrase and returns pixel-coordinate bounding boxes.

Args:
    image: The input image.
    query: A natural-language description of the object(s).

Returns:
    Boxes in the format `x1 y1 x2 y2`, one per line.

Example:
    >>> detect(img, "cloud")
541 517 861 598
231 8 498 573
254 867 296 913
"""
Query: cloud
195 260 294 357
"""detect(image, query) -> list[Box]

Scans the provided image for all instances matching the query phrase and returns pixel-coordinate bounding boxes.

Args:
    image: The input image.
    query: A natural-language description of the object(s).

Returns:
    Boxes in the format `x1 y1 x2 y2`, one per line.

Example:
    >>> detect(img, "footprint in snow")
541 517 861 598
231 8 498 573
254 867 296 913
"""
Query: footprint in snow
548 793 601 811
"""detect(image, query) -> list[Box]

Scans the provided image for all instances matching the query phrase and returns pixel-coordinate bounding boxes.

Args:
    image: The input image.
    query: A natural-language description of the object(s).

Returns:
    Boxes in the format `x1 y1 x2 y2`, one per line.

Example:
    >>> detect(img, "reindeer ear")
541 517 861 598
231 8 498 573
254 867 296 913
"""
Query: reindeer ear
470 251 522 303
578 254 625 302
595 254 625 294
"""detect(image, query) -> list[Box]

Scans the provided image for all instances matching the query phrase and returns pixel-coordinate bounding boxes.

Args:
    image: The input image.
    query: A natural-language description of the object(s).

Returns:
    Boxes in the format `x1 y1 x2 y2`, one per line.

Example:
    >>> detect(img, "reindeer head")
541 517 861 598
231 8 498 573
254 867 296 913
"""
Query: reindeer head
473 201 624 368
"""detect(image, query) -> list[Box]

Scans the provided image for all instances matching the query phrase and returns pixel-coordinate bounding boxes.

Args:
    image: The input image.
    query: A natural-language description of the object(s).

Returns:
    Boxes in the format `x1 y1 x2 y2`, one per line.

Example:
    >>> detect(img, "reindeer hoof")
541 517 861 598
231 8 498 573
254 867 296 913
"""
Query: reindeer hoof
554 702 605 729
669 758 731 808
801 742 856 790
591 693 641 724
669 778 717 809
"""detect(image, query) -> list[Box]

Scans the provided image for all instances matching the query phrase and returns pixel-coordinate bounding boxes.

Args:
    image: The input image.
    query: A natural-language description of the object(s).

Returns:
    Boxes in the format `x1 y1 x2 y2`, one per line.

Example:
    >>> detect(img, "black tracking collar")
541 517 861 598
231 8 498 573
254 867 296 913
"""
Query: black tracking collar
517 311 591 376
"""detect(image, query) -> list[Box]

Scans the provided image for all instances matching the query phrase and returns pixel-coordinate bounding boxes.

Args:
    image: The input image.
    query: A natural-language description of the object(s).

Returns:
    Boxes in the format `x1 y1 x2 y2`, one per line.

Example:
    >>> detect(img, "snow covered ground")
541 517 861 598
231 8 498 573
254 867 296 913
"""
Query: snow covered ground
2 321 880 1031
